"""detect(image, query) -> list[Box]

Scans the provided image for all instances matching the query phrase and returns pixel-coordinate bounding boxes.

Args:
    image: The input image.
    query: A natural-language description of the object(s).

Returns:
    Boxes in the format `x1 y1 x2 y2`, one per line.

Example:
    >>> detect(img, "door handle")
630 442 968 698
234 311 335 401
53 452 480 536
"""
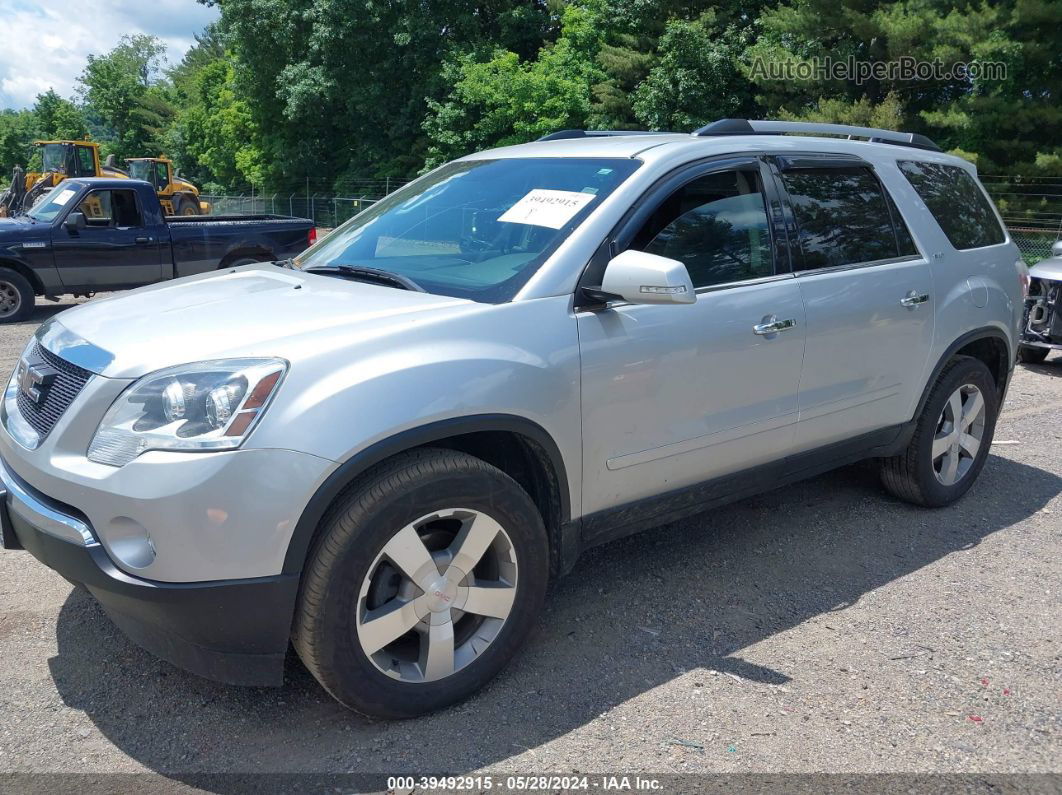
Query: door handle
900 290 929 308
753 316 797 336
134 236 153 244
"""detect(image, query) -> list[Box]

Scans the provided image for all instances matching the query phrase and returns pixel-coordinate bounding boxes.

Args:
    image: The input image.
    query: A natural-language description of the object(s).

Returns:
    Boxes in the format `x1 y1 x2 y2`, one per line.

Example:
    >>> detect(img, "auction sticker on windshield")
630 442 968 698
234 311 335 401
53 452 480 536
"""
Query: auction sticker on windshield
498 189 596 229
52 189 76 206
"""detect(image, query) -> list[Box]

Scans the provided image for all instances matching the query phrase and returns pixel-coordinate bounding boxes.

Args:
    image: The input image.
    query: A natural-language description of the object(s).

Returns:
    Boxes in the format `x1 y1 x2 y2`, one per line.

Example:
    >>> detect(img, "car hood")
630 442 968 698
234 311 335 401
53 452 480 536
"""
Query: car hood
46 264 476 378
1029 256 1062 282
0 215 40 242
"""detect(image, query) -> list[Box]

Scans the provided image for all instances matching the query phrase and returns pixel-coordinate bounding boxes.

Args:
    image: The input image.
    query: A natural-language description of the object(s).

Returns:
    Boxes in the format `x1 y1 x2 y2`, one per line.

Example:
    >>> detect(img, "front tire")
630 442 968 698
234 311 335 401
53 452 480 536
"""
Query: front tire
0 268 35 323
880 357 998 507
292 448 549 718
175 196 199 216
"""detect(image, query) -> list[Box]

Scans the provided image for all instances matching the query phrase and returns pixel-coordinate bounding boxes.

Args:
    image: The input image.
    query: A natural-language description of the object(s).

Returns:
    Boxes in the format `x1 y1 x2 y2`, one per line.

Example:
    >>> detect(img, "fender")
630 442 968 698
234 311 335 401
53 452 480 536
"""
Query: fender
889 326 1013 456
281 413 571 575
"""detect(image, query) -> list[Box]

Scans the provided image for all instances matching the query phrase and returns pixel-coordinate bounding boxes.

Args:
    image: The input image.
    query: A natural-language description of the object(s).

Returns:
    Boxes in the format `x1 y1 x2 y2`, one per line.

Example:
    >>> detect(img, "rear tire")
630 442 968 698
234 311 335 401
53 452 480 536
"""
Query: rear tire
1017 345 1049 364
880 357 998 507
0 268 35 323
292 447 549 718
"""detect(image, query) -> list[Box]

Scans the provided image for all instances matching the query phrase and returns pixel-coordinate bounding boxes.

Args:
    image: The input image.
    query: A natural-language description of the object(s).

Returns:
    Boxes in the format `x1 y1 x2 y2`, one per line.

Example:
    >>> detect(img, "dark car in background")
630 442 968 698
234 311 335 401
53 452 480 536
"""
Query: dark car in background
0 178 315 322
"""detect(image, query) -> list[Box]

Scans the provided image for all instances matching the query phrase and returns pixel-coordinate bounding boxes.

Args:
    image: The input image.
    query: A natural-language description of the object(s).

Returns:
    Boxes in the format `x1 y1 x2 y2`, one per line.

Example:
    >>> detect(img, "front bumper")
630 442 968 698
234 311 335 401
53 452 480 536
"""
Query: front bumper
1 458 297 686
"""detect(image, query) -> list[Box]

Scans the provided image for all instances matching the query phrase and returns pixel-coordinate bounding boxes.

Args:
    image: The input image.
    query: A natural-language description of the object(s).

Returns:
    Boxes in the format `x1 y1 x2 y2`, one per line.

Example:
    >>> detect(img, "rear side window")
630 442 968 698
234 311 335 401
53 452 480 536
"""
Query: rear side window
780 166 916 270
897 161 1005 250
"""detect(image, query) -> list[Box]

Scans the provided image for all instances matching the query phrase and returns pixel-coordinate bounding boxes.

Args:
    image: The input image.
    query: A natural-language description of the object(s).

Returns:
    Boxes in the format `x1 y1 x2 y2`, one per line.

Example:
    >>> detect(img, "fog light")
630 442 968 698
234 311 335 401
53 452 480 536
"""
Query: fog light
107 517 156 569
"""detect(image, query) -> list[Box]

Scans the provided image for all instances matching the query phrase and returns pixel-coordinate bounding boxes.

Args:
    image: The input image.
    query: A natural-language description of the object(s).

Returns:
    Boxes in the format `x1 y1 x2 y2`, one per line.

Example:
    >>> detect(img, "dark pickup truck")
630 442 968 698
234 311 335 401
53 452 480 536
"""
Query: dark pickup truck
0 178 315 322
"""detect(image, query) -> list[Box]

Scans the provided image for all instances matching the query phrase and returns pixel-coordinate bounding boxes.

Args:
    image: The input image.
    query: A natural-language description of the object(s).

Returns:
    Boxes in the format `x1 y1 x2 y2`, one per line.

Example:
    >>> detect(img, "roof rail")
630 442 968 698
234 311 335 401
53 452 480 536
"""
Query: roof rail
691 119 941 152
537 129 663 141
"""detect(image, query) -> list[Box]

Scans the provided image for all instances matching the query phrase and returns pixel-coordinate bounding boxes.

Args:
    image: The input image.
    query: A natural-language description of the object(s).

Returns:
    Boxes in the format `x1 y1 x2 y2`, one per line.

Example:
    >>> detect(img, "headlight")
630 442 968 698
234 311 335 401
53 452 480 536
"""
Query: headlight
88 359 287 467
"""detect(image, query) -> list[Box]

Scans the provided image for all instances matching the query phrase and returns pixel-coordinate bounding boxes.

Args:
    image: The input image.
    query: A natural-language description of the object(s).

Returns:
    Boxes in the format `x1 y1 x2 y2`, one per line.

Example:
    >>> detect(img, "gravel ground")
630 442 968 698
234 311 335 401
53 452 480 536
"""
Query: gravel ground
0 297 1059 788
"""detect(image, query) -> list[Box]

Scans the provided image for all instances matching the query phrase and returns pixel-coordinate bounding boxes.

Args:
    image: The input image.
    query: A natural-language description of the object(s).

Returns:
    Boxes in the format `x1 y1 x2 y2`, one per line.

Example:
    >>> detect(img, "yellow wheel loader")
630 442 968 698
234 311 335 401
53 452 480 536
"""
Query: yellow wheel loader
126 157 211 215
0 140 127 217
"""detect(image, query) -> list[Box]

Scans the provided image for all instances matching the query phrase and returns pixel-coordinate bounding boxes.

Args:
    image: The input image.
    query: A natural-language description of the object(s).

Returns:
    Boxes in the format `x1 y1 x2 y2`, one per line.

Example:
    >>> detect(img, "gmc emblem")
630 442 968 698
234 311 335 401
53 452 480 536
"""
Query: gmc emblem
17 362 57 405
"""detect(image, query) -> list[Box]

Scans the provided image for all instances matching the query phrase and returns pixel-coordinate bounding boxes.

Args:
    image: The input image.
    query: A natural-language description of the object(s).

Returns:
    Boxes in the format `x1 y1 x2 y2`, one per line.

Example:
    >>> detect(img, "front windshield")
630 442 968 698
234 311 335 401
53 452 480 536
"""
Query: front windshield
296 157 640 302
27 181 82 222
42 144 66 173
128 160 152 181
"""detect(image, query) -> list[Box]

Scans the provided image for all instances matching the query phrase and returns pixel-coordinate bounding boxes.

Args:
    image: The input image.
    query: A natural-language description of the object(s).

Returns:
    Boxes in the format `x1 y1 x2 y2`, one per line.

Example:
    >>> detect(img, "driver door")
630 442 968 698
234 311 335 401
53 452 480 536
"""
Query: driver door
51 188 166 288
577 157 807 528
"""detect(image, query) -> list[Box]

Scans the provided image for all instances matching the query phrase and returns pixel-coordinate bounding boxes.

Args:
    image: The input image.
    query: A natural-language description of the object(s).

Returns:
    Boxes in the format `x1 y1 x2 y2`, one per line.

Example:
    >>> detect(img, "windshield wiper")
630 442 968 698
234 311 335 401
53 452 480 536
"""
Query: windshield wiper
305 264 426 293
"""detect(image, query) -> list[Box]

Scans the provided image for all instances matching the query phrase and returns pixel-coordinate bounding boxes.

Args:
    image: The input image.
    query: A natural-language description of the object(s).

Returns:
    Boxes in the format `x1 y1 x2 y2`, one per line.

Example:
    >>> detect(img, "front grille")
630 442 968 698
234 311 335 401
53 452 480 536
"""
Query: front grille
15 342 93 439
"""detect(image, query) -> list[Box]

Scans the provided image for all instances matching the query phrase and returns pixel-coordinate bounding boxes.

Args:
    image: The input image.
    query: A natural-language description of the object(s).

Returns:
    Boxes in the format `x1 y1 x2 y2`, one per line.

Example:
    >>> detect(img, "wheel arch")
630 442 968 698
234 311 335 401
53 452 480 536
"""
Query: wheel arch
218 246 273 268
913 327 1013 421
0 257 45 296
282 414 573 578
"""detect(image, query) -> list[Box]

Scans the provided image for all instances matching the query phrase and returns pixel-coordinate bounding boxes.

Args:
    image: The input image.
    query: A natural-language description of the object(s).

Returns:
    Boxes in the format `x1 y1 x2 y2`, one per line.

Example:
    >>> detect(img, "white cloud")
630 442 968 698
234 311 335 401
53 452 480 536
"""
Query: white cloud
0 0 220 109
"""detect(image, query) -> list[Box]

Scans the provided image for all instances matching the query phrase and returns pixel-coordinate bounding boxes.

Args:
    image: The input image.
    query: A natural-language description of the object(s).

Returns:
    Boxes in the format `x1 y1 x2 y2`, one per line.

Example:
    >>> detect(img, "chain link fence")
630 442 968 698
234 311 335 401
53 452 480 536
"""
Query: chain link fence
1009 227 1061 264
983 176 1062 264
200 193 383 228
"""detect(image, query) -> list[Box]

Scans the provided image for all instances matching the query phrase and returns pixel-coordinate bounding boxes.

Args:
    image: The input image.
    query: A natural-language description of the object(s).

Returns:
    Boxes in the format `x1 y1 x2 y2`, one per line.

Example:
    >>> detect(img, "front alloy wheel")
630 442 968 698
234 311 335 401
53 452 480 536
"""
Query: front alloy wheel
293 448 549 718
357 508 518 683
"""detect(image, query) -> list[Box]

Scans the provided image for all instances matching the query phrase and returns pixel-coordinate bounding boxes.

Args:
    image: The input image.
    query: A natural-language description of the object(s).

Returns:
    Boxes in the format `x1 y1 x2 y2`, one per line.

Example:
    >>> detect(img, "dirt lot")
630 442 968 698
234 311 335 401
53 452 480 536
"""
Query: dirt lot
0 298 1059 788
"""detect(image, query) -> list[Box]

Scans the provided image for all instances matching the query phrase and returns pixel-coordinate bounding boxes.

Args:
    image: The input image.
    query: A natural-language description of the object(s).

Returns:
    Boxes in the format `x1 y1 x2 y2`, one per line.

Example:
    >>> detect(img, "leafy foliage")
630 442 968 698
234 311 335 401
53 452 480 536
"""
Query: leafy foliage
0 0 1057 191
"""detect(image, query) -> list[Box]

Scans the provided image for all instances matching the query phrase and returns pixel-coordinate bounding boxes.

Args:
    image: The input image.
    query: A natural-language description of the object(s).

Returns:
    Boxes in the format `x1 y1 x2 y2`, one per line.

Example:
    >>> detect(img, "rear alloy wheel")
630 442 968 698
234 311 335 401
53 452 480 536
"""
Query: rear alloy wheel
293 448 549 718
931 383 986 487
0 268 35 323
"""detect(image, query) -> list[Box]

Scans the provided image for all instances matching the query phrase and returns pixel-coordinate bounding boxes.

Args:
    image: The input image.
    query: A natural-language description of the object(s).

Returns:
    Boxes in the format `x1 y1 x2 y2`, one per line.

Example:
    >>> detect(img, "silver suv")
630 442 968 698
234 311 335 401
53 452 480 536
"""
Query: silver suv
0 120 1026 718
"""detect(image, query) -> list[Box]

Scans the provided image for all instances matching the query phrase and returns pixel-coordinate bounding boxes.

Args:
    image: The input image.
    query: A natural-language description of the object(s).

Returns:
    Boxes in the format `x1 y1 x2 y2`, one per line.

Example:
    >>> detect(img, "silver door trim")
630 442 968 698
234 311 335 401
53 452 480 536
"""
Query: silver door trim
797 383 902 423
606 410 798 471
794 255 924 278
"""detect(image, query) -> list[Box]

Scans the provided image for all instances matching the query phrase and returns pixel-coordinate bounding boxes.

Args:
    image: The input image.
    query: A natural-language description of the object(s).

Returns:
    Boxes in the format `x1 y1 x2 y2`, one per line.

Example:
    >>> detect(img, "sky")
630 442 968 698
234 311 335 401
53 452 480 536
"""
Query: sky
0 0 220 110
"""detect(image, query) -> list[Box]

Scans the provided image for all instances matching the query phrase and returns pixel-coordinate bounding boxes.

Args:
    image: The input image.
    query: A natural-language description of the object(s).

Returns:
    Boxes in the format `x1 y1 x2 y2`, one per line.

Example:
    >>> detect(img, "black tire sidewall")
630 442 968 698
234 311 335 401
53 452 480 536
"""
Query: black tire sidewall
299 458 549 717
0 268 35 323
910 358 999 507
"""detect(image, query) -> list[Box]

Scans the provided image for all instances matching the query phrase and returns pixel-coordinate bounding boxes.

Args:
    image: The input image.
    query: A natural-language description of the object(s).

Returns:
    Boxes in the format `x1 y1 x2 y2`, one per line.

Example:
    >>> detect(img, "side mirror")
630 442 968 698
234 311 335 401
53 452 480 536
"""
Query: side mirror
64 212 86 233
597 249 696 305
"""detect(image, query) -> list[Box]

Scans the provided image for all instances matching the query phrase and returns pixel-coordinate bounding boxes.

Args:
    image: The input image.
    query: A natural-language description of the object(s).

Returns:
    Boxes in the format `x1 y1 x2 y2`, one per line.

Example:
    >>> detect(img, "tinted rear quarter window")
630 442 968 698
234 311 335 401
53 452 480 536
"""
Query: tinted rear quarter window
780 166 915 269
897 161 1005 250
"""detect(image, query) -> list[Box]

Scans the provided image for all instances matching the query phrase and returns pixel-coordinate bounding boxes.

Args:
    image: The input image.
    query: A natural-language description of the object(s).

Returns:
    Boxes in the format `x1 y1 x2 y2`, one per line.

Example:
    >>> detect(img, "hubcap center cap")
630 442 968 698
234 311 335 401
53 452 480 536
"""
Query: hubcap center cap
425 577 458 613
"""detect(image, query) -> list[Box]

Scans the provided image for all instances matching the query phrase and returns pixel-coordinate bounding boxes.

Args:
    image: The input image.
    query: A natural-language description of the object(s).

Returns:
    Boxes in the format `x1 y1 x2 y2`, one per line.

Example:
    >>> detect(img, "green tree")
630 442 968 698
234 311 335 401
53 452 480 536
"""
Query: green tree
746 0 1061 173
77 34 173 159
0 109 37 178
170 59 264 191
32 90 88 141
633 13 757 130
423 4 606 166
219 0 555 188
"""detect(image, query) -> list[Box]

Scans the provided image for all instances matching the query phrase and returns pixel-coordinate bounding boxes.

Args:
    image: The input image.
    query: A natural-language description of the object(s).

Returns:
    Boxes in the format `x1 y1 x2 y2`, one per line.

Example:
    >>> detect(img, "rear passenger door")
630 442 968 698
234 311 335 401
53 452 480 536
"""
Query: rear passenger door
577 157 807 518
52 188 166 289
768 155 934 451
